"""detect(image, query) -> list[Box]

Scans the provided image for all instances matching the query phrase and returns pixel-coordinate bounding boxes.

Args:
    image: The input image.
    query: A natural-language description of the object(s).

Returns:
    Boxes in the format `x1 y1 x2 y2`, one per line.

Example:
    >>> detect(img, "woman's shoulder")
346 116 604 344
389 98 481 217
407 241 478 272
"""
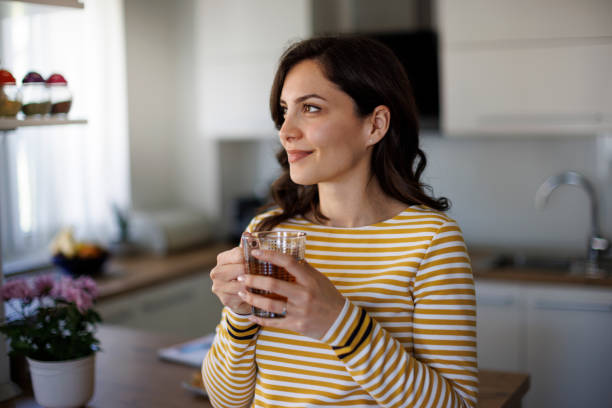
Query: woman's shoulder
245 207 284 232
398 205 459 227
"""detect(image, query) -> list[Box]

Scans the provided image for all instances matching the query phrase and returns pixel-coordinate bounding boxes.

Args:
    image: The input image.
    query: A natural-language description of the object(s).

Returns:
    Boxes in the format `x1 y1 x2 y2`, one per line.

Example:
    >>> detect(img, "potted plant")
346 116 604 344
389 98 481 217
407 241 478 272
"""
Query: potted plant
0 274 102 408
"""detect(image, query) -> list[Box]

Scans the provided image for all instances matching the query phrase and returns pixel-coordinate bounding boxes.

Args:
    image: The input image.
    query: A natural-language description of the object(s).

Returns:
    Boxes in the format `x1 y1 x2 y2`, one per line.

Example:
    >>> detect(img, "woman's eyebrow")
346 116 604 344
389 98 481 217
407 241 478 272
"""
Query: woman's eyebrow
280 93 327 105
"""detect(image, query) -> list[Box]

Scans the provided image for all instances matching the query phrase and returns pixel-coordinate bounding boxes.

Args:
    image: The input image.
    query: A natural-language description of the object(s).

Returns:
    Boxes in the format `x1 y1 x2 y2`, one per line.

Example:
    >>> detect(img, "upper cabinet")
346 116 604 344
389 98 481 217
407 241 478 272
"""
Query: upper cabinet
196 0 311 138
437 0 612 137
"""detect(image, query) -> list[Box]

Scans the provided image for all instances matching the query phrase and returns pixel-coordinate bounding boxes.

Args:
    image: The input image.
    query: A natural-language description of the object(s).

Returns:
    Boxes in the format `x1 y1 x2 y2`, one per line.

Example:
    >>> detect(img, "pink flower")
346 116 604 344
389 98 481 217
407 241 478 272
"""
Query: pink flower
75 276 99 299
1 279 34 301
50 277 70 299
74 291 94 313
51 277 95 313
32 274 55 297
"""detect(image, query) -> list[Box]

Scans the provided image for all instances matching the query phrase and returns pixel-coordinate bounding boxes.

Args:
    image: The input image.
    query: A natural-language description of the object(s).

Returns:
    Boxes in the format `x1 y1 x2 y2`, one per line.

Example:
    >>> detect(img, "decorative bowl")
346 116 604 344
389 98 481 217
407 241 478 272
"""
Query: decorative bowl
52 251 109 276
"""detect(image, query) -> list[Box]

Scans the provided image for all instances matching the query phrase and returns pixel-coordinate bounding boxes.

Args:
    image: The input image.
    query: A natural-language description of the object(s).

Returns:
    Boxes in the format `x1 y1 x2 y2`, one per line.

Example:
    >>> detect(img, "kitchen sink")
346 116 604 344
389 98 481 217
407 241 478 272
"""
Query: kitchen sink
491 254 572 270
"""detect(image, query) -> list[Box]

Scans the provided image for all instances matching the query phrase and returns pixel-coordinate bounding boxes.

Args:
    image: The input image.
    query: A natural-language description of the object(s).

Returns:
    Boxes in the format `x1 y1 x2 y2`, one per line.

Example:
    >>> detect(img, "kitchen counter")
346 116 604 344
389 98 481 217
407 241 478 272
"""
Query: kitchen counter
94 242 232 301
91 244 612 303
470 252 612 287
1 325 530 408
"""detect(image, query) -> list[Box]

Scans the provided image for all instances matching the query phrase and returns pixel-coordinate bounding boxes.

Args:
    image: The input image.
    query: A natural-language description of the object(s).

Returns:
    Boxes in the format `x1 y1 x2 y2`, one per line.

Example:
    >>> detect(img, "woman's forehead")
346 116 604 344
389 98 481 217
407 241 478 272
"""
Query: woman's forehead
280 60 342 102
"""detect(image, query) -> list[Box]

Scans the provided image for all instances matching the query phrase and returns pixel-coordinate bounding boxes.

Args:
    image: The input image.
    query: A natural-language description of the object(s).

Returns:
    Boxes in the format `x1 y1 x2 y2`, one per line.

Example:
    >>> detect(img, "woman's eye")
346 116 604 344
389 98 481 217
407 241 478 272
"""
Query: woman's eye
280 106 288 117
303 104 320 113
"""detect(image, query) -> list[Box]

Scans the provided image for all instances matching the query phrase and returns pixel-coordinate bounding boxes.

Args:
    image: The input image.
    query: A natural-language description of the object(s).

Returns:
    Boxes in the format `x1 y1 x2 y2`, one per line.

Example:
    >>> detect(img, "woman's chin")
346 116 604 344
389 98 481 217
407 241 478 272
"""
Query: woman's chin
289 171 317 186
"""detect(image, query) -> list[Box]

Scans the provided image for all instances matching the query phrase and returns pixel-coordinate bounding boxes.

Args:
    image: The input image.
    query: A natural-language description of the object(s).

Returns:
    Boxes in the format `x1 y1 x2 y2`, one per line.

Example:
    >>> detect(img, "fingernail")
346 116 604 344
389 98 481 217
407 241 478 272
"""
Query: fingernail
251 249 261 257
237 275 245 282
238 291 246 298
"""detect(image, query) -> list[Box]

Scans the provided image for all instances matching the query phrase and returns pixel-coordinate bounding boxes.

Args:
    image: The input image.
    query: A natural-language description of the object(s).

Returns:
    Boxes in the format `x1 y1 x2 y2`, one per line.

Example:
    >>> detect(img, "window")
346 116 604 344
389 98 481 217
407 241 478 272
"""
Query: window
0 0 130 273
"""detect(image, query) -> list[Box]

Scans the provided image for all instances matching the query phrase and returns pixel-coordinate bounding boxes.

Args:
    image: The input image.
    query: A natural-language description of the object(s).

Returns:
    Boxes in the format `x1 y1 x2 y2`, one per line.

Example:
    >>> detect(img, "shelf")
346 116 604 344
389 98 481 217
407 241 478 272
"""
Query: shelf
0 0 82 19
0 0 83 8
0 118 87 130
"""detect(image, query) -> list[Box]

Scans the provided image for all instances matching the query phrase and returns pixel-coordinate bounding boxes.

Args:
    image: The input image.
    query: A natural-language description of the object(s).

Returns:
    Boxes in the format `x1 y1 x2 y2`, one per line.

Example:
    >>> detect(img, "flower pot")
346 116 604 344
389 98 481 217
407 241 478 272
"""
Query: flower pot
27 354 95 408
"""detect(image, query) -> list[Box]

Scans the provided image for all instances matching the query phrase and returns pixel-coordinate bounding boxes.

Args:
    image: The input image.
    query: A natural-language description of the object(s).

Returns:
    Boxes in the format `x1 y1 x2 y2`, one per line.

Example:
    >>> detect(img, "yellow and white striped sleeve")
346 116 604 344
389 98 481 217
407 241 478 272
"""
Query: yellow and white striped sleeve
319 220 478 407
202 307 261 408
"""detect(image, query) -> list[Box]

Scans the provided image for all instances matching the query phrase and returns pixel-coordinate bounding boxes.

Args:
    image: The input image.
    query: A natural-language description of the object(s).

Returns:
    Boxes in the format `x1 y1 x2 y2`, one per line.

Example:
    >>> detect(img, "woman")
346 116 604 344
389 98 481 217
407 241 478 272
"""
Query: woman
204 36 477 408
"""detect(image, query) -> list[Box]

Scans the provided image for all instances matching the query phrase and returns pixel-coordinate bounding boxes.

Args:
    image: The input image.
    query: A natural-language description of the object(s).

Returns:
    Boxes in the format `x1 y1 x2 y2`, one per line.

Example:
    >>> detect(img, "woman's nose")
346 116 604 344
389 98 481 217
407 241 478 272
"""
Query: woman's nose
279 114 301 143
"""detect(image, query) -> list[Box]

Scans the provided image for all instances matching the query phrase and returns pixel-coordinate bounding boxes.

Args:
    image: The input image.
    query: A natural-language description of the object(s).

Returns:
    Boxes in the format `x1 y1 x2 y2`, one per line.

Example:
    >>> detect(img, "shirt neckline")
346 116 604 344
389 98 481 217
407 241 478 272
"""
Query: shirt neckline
294 205 422 230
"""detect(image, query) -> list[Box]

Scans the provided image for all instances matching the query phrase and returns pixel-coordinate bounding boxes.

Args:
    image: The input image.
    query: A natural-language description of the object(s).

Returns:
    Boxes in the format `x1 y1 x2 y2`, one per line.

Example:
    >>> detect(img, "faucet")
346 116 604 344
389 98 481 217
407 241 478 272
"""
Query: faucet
535 171 609 275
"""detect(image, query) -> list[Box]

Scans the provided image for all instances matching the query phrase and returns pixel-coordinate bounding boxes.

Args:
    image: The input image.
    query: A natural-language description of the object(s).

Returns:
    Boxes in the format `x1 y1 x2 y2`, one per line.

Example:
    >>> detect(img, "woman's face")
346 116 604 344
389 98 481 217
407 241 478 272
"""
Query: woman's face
279 59 373 186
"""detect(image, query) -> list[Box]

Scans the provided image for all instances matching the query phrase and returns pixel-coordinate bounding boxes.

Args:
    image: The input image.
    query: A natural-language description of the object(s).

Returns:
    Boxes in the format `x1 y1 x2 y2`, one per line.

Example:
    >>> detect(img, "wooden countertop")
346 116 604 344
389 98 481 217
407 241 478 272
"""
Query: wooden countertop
470 253 612 287
2 325 529 408
94 243 232 301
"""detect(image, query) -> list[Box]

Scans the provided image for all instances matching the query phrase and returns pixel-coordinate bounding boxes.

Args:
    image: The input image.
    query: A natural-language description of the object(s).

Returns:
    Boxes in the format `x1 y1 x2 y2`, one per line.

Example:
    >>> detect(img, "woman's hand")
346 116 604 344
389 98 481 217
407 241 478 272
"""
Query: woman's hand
210 247 251 315
237 249 346 340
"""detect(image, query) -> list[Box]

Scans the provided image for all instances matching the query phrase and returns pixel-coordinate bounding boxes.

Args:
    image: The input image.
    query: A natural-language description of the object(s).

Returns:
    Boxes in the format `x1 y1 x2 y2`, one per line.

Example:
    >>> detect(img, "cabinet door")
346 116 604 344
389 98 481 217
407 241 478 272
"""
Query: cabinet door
437 0 612 136
438 0 612 44
525 285 612 408
475 281 525 371
442 43 612 136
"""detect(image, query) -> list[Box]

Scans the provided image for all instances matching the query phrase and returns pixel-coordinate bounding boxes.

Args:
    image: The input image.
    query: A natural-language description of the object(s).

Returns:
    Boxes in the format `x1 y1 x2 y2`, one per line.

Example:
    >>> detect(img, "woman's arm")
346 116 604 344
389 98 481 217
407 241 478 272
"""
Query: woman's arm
202 307 261 408
242 220 477 407
320 220 478 407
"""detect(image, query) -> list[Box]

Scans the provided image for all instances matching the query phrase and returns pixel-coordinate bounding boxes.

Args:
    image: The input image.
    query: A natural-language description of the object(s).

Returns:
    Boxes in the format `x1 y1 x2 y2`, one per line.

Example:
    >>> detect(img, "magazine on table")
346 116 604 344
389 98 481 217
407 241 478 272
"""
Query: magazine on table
157 332 215 367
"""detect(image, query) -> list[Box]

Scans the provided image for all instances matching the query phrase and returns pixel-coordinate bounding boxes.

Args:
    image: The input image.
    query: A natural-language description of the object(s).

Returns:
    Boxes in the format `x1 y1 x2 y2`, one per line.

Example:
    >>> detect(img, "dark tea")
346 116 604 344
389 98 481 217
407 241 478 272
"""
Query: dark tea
242 231 306 319
247 259 296 318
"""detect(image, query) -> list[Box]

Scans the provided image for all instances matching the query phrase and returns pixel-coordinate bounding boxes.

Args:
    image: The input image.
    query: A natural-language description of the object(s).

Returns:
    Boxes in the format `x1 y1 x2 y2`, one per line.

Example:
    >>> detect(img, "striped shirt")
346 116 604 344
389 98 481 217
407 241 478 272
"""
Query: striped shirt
203 205 478 407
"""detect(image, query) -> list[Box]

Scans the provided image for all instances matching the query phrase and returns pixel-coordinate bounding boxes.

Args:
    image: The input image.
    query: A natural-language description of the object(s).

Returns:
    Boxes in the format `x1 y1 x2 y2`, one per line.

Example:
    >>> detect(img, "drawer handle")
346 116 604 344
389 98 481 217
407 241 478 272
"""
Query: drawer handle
477 296 515 307
534 300 612 313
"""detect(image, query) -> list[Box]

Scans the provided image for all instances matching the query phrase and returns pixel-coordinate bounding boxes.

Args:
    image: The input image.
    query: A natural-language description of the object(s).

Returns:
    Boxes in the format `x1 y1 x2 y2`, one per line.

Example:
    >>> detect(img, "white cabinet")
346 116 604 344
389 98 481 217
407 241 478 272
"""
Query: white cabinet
196 0 312 138
97 273 223 338
475 281 525 371
524 284 612 408
437 0 612 136
476 279 612 408
438 0 612 43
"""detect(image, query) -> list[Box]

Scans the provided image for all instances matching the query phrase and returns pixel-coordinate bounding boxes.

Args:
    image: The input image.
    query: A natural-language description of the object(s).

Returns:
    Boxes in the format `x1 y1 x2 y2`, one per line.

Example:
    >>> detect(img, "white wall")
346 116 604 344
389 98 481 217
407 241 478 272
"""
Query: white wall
124 0 310 235
124 0 179 210
421 134 612 255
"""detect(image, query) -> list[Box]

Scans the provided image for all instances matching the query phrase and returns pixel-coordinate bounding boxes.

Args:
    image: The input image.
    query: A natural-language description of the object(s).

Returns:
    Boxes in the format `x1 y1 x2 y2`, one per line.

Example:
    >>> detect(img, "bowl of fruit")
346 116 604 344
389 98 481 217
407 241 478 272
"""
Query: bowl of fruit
50 228 109 276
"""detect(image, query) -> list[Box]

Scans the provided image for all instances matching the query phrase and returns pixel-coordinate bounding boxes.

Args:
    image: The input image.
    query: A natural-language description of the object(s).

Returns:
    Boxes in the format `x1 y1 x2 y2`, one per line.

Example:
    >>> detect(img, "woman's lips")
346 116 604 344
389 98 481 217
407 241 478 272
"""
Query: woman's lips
286 150 313 163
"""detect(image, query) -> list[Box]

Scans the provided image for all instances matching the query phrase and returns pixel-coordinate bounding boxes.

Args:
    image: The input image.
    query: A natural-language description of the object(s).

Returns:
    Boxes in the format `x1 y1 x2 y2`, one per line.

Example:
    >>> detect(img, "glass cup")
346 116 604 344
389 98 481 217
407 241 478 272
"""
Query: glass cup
241 231 306 318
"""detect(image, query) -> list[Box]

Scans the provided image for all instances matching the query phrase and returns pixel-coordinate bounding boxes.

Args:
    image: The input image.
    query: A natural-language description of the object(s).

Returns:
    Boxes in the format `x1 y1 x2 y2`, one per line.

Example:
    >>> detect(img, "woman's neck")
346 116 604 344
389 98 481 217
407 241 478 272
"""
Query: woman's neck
313 177 407 228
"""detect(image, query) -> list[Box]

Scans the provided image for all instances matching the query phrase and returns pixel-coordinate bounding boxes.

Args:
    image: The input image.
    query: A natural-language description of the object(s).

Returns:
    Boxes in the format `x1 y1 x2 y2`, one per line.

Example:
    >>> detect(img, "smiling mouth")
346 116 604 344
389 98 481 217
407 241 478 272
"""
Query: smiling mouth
286 150 313 163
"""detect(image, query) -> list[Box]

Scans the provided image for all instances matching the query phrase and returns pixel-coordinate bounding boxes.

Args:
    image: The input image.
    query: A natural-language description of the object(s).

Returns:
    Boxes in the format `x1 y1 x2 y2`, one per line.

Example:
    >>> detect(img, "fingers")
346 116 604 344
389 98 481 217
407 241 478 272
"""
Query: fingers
216 247 244 265
249 249 310 283
210 263 246 282
238 289 286 318
212 280 246 297
210 247 247 282
238 274 301 304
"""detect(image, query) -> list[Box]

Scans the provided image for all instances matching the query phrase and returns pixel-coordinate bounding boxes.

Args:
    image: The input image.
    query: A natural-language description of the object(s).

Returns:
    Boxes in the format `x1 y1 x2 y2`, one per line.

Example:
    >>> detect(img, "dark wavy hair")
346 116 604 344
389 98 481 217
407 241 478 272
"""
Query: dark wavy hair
255 36 449 231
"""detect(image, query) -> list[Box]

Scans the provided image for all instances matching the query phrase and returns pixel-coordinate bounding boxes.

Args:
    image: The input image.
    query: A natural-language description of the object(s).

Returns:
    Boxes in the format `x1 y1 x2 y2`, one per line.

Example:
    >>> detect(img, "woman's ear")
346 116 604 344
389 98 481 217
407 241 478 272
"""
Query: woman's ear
366 105 390 147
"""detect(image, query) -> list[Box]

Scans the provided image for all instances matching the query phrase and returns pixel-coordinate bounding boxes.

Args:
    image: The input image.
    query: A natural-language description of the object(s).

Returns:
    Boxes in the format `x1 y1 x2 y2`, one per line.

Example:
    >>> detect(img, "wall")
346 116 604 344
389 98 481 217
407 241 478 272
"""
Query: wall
124 0 612 254
421 134 612 254
124 0 179 210
124 0 310 239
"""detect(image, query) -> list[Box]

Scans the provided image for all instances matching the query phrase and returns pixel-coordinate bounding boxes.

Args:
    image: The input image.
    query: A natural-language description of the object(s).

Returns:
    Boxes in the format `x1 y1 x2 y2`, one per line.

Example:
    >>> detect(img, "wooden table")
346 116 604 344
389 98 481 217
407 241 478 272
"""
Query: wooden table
1 326 529 408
